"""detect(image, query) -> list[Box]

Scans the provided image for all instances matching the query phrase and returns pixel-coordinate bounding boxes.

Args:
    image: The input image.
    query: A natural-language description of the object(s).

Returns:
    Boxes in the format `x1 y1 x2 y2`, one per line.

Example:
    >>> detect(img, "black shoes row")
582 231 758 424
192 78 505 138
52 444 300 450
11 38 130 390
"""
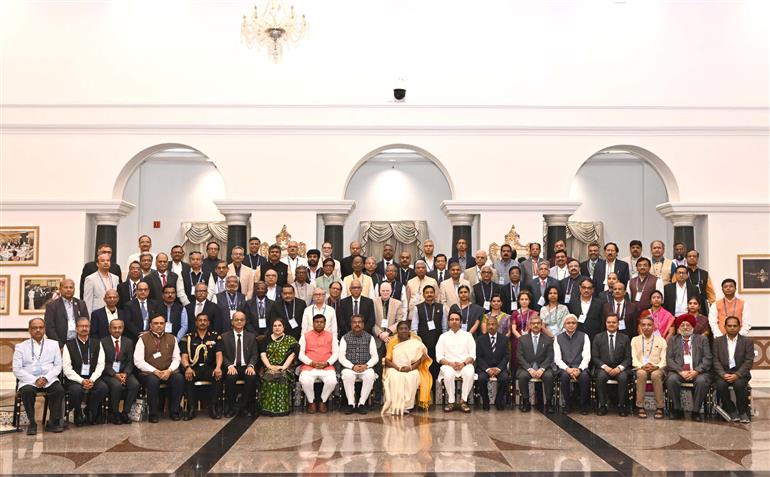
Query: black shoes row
25 420 64 435
343 404 369 415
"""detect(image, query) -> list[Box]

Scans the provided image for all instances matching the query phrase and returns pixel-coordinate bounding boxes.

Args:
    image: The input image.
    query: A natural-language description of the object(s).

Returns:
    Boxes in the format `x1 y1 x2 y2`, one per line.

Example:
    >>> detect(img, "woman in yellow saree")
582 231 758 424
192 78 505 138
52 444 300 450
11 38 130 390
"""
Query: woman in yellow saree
381 321 433 415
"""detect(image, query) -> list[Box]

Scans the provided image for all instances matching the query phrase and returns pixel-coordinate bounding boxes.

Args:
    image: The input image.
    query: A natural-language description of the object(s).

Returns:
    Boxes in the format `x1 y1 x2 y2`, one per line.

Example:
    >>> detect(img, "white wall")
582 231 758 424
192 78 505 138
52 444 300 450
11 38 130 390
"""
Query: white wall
117 160 226 267
344 161 452 255
569 156 672 254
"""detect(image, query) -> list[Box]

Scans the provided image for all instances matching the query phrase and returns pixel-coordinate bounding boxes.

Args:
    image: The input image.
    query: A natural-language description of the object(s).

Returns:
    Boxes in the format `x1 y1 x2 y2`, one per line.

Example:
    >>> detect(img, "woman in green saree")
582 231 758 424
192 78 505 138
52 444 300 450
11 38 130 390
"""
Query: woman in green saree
259 319 298 416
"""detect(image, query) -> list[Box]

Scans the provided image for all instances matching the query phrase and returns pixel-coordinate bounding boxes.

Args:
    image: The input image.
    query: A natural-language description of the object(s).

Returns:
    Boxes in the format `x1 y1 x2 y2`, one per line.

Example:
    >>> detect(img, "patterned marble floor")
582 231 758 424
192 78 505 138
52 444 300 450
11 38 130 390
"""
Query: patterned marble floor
1 395 769 476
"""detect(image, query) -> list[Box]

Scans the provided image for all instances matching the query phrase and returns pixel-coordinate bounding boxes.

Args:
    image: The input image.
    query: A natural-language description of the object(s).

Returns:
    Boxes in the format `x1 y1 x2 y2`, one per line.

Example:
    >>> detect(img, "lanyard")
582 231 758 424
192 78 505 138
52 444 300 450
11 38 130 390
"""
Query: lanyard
248 254 260 269
481 282 492 301
689 269 702 291
424 303 435 323
257 299 266 317
461 305 470 324
190 271 204 285
227 293 239 310
31 338 44 361
642 336 654 361
723 298 736 318
284 301 295 322
76 339 90 364
564 278 573 296
510 283 520 299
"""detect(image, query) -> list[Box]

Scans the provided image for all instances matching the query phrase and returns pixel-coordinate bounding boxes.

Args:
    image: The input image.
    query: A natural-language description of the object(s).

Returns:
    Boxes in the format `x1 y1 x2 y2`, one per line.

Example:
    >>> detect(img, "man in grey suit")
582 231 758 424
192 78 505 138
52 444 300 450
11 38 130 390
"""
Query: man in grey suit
520 242 548 286
221 311 259 417
666 314 712 421
591 314 632 416
100 319 139 425
516 315 555 413
713 316 754 423
530 262 559 312
44 278 89 347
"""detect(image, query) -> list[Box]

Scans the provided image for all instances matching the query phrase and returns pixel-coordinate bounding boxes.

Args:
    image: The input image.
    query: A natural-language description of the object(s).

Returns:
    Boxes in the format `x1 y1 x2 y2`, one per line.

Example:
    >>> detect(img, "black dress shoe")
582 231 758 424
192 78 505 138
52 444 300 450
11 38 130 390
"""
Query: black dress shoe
357 405 368 415
344 404 355 415
495 402 505 411
580 406 590 415
209 407 220 419
546 404 556 414
520 400 531 413
120 412 131 424
149 415 160 423
74 412 84 427
170 412 182 421
26 424 37 436
111 414 122 425
560 406 570 415
184 410 196 421
618 406 628 417
225 408 237 418
482 402 490 411
597 406 608 416
693 412 705 422
668 410 683 420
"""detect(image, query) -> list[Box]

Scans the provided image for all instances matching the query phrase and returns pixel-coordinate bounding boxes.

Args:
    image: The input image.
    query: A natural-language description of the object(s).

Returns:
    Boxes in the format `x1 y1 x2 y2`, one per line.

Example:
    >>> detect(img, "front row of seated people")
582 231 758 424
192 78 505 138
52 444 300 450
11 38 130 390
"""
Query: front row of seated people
15 301 753 434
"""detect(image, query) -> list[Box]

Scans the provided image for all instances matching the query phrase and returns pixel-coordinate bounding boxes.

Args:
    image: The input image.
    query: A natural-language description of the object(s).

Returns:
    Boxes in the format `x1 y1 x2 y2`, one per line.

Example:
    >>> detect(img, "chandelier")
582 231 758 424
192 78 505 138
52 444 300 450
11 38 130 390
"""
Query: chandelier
241 0 308 63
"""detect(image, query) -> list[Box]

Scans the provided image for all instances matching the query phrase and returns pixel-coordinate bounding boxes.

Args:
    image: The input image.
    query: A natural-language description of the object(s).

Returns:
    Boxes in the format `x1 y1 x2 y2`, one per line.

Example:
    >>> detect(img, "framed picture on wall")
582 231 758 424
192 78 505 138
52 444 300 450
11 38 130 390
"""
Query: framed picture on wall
0 226 39 266
738 254 770 294
19 275 64 315
0 275 9 315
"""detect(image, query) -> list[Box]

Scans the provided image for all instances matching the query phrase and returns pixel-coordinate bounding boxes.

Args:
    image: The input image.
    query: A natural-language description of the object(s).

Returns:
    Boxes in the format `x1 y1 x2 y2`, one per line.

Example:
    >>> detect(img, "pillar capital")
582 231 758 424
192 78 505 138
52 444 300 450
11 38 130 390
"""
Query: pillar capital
543 214 571 227
222 213 251 226
320 214 347 227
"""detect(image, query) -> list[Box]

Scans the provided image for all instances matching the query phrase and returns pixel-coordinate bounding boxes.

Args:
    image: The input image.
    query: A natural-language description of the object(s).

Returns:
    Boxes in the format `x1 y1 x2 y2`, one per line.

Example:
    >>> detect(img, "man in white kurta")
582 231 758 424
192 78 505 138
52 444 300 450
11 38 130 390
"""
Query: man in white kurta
339 315 379 413
406 260 439 313
435 310 477 411
301 288 338 338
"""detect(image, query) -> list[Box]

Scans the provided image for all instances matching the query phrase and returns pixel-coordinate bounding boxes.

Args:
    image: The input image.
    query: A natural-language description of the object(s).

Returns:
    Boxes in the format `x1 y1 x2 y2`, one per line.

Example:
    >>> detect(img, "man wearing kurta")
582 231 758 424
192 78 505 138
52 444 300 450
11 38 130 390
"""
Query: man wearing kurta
708 278 752 337
406 260 439 313
298 314 339 413
436 310 477 413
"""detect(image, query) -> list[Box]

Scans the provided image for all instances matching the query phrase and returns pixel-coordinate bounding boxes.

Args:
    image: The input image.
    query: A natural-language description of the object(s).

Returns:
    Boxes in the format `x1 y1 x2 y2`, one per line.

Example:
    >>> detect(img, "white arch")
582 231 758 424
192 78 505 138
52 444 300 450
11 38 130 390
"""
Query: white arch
342 143 456 199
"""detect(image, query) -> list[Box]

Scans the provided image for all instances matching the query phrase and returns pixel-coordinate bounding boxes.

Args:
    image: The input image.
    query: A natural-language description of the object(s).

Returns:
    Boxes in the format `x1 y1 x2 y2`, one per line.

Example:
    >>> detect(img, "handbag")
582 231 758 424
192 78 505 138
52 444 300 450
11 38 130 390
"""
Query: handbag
128 398 148 422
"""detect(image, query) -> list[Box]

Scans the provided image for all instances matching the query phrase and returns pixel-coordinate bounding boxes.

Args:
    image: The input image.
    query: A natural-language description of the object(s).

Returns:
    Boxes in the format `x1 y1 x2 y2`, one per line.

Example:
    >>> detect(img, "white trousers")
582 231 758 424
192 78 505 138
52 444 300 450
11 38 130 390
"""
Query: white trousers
440 364 475 404
341 368 377 406
299 369 337 403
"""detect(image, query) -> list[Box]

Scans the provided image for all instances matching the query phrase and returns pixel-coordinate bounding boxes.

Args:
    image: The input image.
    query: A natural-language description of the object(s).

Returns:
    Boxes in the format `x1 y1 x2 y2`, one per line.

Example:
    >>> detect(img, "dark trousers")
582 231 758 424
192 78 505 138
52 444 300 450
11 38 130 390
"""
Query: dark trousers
223 366 258 411
595 368 629 407
516 368 555 404
666 371 712 412
478 370 511 406
139 371 184 417
184 365 222 411
102 374 140 415
715 375 750 415
66 379 109 415
19 382 64 423
559 369 590 407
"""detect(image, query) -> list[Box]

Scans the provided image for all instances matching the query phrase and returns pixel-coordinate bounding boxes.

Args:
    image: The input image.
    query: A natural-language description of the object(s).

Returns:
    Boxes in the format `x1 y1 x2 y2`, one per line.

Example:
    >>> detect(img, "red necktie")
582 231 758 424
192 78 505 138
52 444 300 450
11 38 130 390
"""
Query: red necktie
683 339 691 371
115 338 120 358
616 302 621 315
161 273 167 286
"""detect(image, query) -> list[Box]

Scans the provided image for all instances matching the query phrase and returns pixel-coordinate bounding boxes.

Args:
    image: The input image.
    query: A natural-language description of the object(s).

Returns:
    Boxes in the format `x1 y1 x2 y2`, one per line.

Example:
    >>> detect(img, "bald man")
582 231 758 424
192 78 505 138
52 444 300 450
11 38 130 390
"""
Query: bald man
466 250 498 288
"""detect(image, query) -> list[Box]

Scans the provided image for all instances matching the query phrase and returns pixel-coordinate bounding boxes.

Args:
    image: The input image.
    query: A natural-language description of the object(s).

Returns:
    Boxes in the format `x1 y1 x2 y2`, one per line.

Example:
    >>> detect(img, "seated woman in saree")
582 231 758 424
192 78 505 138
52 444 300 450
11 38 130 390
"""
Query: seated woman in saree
381 321 433 416
259 319 298 417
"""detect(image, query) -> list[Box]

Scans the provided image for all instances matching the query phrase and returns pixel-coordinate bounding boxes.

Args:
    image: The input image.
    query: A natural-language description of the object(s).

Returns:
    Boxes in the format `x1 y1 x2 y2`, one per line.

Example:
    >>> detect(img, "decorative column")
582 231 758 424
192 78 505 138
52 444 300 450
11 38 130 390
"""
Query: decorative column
223 213 251 260
671 214 696 251
321 214 346 261
543 214 570 257
656 204 699 252
448 214 474 258
94 214 120 259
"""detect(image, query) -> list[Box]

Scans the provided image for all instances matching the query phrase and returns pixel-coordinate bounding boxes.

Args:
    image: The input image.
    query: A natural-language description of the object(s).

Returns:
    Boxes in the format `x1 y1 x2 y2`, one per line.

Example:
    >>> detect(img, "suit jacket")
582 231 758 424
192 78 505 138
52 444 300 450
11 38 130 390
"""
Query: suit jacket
185 299 224 334
591 331 632 371
559 275 588 306
439 278 472 308
83 272 120 316
341 255 366 280
44 297 90 347
124 298 164 342
476 332 511 372
465 266 499 288
397 267 417 286
592 259 631 293
520 257 548 285
337 295 376 337
90 307 128 340
580 259 600 281
100 334 135 376
227 263 255 300
602 299 641 339
472 281 502 308
220 330 259 368
373 297 405 343
501 281 531 314
428 268 449 285
375 259 397 278
117 279 142 310
666 333 712 374
142 270 179 302
529 276 559 312
241 296 274 336
215 291 246 332
662 282 698 316
568 297 605 340
712 335 753 379
79 261 122 299
259 260 289 286
516 332 554 370
269 298 307 340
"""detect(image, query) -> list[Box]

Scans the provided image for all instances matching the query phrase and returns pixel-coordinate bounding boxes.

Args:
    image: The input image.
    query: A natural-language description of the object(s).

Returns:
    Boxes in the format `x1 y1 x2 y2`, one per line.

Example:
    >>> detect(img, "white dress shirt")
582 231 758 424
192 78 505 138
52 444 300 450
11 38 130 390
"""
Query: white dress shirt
553 332 591 370
266 285 278 301
675 283 688 315
435 329 476 363
232 331 247 366
62 338 106 384
133 334 181 373
338 333 379 369
549 265 568 281
13 338 62 388
727 335 738 369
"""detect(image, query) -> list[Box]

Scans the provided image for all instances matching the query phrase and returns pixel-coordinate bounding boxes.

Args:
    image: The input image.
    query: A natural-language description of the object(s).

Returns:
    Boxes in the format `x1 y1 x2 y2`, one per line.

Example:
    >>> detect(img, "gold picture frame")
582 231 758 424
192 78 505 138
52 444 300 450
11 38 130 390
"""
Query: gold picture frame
0 226 40 266
0 275 9 315
19 275 65 315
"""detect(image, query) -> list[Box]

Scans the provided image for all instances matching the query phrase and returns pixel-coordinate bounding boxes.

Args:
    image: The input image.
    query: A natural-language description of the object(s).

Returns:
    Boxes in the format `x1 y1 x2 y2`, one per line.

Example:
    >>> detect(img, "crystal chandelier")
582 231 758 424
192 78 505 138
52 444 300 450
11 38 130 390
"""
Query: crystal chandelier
241 0 308 63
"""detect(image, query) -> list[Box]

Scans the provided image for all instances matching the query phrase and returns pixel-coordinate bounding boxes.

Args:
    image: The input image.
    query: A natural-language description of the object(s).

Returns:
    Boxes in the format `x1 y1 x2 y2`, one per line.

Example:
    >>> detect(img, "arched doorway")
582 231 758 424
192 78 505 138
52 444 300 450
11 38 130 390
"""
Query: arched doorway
344 145 453 258
116 145 226 267
568 146 677 261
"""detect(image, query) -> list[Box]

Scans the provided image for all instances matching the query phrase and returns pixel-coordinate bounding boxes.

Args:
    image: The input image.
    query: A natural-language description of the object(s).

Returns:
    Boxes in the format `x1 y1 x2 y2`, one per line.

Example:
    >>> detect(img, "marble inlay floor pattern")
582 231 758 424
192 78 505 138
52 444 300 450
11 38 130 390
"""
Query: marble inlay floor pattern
1 398 768 476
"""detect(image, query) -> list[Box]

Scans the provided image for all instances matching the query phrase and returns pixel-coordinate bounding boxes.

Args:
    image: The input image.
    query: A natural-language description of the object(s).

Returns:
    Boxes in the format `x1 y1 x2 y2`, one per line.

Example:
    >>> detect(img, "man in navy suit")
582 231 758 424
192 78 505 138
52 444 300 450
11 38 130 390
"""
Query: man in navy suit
530 262 558 312
475 315 510 410
185 283 224 334
90 289 128 340
215 276 246 333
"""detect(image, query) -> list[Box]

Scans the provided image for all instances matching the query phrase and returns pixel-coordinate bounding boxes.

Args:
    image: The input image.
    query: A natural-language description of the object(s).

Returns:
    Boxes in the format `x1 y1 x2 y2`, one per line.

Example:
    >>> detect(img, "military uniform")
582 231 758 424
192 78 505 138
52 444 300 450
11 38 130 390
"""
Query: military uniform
181 330 223 418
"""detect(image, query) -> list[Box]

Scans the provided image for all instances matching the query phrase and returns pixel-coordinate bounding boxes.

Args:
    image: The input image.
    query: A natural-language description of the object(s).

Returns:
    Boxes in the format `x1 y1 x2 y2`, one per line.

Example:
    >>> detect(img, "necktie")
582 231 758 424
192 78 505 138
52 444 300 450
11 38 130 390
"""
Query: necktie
609 334 615 359
353 299 359 315
616 302 621 316
491 335 496 354
114 339 120 359
131 282 136 298
683 338 691 371
196 301 204 317
533 334 539 351
218 279 224 292
540 279 546 294
141 301 148 319
236 333 242 366
383 300 389 318
438 271 443 282
258 300 264 317
590 261 595 277
161 273 167 286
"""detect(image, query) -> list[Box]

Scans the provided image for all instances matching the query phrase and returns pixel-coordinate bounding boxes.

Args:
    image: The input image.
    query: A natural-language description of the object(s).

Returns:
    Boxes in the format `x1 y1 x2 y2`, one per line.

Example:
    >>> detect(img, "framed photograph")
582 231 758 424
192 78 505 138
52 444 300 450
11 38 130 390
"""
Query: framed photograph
19 275 64 315
0 226 39 266
0 275 9 315
738 254 770 294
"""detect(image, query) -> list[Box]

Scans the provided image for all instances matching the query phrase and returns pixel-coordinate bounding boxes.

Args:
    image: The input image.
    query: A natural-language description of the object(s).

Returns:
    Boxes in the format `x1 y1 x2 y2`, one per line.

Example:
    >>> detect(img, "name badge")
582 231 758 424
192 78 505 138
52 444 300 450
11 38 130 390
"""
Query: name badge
81 363 90 376
483 300 491 310
229 309 236 319
538 296 546 307
112 361 121 372
642 356 650 364
578 314 587 323
653 329 661 338
618 320 626 330
258 318 267 329
564 294 571 303
511 303 518 311
289 318 298 329
635 292 642 302
153 351 162 359
683 354 693 365
165 321 172 333
381 319 388 328
461 323 468 331
427 320 436 331
498 277 505 285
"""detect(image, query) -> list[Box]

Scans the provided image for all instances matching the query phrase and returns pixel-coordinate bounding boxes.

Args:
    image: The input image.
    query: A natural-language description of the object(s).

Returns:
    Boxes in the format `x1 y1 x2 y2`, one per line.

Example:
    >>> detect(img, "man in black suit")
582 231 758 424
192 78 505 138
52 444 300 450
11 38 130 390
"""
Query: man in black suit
428 254 449 284
713 316 754 423
242 281 273 337
270 284 307 340
221 311 259 417
124 281 164 343
260 244 289 286
117 261 143 310
90 289 128 340
44 278 89 347
475 315 510 410
501 266 530 314
338 278 376 337
168 245 192 306
375 243 396 278
516 315 555 413
79 243 122 299
591 314 632 416
568 278 605 340
473 265 502 312
143 253 180 302
182 252 212 304
160 284 189 342
665 314 712 421
341 240 365 280
215 276 246 333
559 259 587 307
580 242 602 281
663 266 699 316
185 283 224 334
100 319 139 424
592 243 630 294
530 262 559 312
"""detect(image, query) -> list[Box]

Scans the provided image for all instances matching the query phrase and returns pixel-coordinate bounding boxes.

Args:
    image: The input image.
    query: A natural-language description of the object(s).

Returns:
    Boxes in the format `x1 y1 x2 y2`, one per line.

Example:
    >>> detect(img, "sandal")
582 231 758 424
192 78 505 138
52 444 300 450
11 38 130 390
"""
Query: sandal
443 404 454 412
459 402 471 413
654 409 664 420
637 408 647 419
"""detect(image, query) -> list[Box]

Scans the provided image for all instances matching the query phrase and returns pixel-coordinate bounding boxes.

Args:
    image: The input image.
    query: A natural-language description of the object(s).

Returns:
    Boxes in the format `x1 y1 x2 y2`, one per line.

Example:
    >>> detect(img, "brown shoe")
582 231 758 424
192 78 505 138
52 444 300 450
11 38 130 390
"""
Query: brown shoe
459 401 471 413
307 402 317 414
319 401 328 414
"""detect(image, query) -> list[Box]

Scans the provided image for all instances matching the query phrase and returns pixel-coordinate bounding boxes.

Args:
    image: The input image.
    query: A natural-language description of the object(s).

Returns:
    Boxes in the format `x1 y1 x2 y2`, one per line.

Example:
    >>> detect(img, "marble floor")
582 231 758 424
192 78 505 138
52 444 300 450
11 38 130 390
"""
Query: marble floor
1 394 769 476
